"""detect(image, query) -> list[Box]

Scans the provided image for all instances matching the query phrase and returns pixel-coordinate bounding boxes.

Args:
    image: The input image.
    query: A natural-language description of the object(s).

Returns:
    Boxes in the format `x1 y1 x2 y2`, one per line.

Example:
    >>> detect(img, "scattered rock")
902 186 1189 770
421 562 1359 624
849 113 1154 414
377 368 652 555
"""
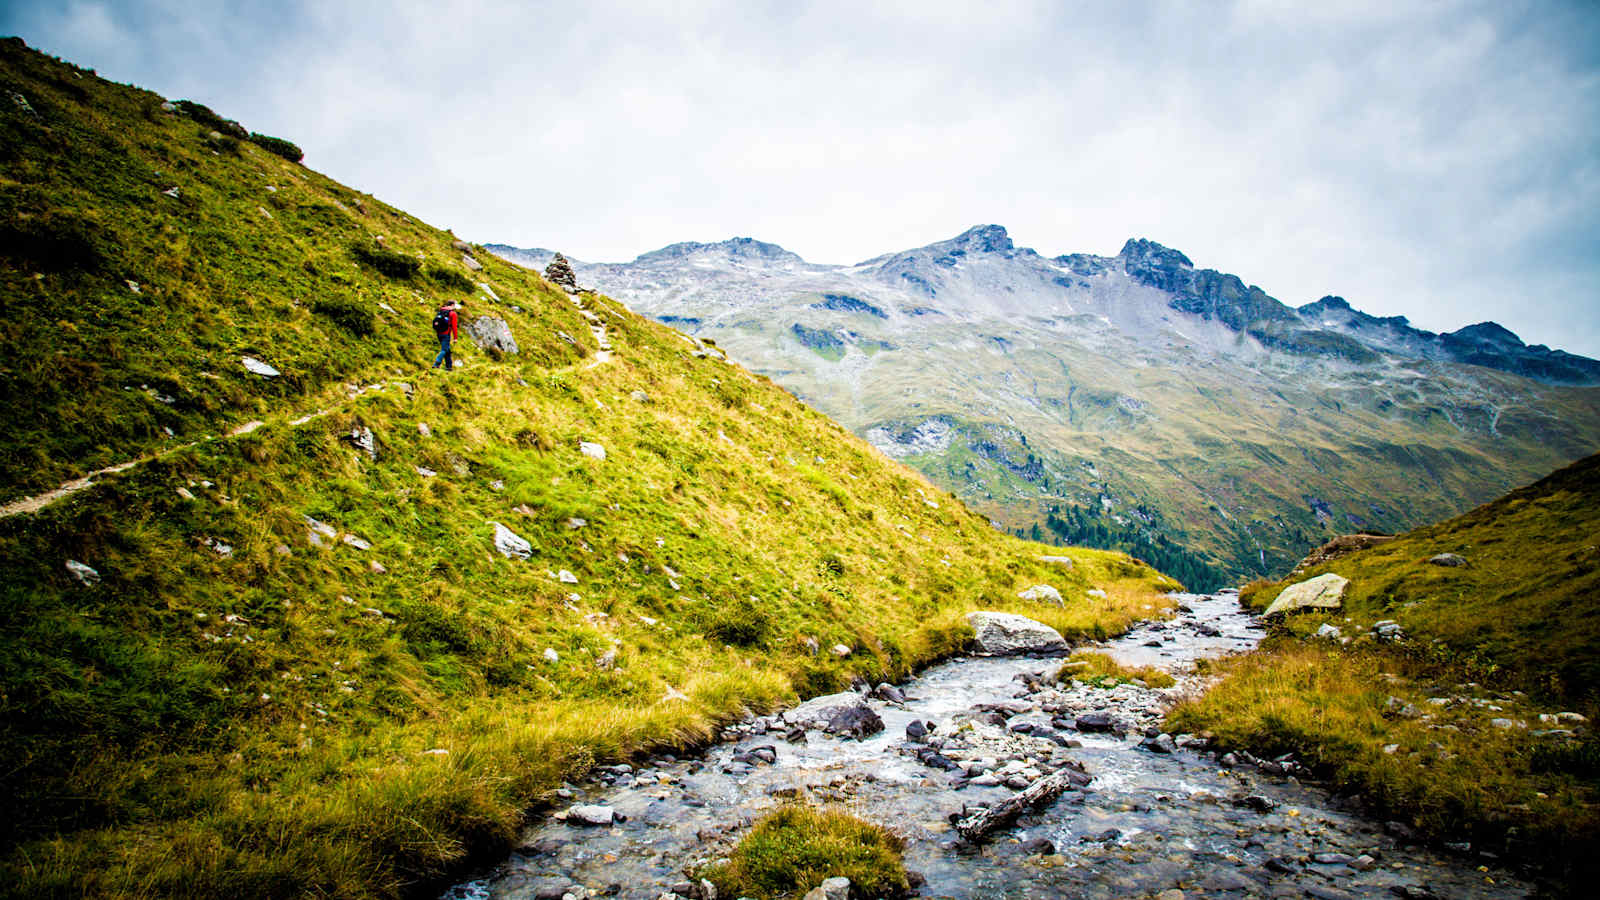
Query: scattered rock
463 315 518 356
1020 836 1056 855
1428 553 1468 567
965 612 1069 655
1139 733 1175 754
343 426 376 459
492 522 532 559
785 692 872 730
543 648 559 663
1016 584 1063 605
1315 623 1343 641
579 441 606 460
558 569 579 584
461 254 482 271
1038 555 1074 569
1263 573 1349 618
341 533 372 551
241 356 280 377
65 559 100 585
566 804 614 827
830 643 852 657
802 876 850 900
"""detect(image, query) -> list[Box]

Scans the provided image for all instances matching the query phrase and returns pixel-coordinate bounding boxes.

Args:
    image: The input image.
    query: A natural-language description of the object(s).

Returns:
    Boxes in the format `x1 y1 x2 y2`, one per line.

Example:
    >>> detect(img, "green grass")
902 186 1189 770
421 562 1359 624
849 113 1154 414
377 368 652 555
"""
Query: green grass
0 39 1176 899
1170 453 1600 890
698 806 910 899
1056 649 1176 689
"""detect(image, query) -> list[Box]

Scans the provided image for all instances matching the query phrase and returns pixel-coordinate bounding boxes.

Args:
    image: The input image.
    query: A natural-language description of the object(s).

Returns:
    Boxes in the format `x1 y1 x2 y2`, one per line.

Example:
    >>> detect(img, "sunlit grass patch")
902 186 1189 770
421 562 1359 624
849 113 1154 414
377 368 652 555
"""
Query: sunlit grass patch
699 805 910 900
1056 650 1176 689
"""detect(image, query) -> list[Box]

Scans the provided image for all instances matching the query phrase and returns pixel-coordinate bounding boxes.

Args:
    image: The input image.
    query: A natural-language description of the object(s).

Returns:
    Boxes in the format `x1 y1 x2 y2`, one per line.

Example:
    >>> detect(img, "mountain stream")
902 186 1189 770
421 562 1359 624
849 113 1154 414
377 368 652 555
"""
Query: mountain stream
446 592 1534 899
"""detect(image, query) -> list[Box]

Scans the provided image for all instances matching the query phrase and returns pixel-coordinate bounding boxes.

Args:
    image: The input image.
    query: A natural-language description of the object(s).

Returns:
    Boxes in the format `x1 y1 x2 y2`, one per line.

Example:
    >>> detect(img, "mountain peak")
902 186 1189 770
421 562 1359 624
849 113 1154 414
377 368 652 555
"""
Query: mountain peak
1447 321 1525 349
634 236 802 266
1118 238 1194 270
949 224 1014 253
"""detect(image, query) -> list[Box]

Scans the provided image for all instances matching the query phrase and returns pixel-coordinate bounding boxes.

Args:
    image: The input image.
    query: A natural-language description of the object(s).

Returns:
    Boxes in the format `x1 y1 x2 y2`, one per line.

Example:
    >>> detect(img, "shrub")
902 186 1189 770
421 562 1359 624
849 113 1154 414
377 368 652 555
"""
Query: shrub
311 296 375 336
350 243 420 280
700 806 910 900
424 265 475 293
248 132 303 163
173 99 246 138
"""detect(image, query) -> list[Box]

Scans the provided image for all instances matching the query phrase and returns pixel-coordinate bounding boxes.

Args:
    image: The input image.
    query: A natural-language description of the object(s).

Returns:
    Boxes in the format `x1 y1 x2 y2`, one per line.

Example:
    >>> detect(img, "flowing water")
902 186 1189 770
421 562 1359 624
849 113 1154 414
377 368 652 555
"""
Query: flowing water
447 592 1535 899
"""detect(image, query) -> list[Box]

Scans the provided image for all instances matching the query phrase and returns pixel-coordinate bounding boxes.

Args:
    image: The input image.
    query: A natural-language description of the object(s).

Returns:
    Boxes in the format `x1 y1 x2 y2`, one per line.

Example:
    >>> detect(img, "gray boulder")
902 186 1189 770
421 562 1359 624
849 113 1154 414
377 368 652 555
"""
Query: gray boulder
464 316 518 357
1262 573 1349 618
965 612 1068 655
784 691 871 730
1016 584 1064 605
1428 553 1468 567
825 705 884 739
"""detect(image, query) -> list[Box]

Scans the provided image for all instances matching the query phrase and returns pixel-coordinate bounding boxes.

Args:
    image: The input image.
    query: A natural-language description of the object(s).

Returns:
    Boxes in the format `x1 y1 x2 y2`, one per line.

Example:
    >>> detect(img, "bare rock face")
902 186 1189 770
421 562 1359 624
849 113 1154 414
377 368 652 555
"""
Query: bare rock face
1263 573 1349 618
965 612 1068 655
463 315 518 357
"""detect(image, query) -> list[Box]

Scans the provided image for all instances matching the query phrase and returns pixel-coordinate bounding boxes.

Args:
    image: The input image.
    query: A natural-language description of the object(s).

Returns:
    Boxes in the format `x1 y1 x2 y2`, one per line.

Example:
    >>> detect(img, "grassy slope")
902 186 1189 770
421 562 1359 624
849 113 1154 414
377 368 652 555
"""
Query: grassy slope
1169 453 1600 887
0 41 1176 899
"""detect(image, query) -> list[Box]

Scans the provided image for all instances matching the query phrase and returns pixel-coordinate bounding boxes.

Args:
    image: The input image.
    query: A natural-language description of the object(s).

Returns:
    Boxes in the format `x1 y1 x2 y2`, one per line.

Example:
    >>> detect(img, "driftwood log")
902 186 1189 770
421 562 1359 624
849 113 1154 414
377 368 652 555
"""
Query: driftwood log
955 773 1074 842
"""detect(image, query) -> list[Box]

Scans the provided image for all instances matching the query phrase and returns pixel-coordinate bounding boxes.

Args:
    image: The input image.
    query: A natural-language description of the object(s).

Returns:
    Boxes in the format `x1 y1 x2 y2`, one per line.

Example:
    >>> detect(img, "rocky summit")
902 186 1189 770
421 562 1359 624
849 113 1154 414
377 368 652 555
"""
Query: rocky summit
490 226 1600 587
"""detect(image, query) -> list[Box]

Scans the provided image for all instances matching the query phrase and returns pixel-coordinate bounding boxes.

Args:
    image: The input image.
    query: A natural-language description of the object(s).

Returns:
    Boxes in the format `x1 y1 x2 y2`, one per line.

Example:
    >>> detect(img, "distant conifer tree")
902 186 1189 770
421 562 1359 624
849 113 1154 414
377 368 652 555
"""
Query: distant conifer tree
545 252 578 291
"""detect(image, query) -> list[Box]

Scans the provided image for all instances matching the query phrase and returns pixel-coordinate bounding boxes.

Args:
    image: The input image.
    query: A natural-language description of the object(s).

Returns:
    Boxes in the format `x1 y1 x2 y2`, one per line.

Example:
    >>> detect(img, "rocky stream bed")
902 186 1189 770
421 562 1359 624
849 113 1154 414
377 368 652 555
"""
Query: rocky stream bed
444 592 1536 899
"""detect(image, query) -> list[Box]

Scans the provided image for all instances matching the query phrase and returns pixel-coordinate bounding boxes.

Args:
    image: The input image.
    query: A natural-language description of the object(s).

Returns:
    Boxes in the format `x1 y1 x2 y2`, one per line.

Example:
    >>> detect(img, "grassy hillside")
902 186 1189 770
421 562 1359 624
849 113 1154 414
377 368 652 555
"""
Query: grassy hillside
1169 453 1600 888
0 39 1176 899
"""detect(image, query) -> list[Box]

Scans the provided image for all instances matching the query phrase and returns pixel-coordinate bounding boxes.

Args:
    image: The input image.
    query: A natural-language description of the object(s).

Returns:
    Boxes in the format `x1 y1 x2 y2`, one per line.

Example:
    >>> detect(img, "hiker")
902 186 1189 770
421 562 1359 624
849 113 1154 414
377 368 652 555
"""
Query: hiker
431 299 463 370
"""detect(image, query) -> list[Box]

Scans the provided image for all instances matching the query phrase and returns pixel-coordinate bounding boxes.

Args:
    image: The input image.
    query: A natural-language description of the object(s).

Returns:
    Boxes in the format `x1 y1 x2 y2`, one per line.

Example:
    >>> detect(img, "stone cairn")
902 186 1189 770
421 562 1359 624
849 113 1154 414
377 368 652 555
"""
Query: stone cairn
545 252 578 292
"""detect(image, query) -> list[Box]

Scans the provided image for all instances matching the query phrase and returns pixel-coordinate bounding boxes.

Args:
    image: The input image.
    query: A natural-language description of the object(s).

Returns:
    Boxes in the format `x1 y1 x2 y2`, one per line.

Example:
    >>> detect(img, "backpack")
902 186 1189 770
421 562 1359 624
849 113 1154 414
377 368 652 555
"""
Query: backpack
432 307 453 335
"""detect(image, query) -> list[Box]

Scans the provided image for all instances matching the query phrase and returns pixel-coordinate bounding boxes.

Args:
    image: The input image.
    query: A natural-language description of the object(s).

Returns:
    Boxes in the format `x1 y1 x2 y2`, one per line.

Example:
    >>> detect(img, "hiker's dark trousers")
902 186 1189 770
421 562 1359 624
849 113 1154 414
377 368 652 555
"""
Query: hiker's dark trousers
433 335 453 370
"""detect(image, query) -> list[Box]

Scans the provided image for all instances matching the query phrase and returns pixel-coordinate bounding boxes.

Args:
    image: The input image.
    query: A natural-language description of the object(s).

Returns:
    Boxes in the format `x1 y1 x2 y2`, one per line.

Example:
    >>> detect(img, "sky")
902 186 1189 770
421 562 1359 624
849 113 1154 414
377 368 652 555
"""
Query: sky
6 0 1600 356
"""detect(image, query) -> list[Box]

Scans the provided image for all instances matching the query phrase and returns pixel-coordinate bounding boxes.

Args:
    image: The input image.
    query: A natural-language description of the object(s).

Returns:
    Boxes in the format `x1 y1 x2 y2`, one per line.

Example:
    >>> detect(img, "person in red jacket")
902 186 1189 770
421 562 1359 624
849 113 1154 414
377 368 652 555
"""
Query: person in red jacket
431 300 464 370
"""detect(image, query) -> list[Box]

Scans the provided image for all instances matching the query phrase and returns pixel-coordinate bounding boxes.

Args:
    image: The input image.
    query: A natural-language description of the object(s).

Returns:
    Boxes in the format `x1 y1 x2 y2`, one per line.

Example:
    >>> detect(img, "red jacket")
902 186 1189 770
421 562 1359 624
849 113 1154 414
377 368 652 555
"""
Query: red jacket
437 306 458 338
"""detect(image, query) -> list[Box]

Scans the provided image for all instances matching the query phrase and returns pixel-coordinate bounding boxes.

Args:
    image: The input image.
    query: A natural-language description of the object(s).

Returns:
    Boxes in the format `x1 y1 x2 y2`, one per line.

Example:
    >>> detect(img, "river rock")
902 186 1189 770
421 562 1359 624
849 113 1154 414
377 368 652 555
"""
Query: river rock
965 612 1068 655
875 683 907 704
464 315 518 356
491 522 532 559
1428 553 1468 567
785 691 872 730
826 705 884 739
1017 584 1063 605
566 804 614 826
1262 573 1349 618
1074 712 1116 733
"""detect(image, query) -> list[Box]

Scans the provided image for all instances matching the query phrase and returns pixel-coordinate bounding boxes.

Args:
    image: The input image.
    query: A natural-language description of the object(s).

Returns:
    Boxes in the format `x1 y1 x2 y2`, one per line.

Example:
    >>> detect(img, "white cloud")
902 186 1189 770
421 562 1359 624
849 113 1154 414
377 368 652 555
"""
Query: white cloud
6 0 1599 354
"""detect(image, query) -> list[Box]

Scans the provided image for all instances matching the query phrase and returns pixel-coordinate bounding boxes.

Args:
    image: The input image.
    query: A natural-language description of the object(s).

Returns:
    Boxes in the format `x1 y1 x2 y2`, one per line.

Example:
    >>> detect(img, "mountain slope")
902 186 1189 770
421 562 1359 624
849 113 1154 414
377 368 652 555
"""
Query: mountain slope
1170 453 1600 887
0 40 1174 899
488 227 1600 588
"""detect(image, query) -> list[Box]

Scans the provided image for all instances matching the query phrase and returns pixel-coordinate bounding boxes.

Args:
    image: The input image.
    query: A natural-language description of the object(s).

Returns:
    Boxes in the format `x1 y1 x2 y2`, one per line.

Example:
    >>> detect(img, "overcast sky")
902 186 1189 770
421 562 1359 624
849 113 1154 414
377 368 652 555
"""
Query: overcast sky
7 0 1600 355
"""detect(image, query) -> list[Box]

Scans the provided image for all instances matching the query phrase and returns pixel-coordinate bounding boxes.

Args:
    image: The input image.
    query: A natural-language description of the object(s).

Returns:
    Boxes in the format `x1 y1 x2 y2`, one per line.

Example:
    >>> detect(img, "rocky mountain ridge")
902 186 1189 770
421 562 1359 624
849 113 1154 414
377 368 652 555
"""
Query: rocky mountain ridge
489 226 1600 587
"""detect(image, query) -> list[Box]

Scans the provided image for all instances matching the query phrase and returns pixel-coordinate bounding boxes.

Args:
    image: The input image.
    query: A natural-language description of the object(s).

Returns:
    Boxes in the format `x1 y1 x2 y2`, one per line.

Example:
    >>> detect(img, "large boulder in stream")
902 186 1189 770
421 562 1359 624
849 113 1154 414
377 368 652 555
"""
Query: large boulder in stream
965 612 1068 655
783 691 883 737
1263 573 1349 619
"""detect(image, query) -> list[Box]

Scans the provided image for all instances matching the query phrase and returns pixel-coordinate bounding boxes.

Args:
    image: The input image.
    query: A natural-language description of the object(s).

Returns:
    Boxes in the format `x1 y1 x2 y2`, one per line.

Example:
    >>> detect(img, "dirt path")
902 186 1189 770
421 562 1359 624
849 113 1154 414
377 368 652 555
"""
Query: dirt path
2 299 623 521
